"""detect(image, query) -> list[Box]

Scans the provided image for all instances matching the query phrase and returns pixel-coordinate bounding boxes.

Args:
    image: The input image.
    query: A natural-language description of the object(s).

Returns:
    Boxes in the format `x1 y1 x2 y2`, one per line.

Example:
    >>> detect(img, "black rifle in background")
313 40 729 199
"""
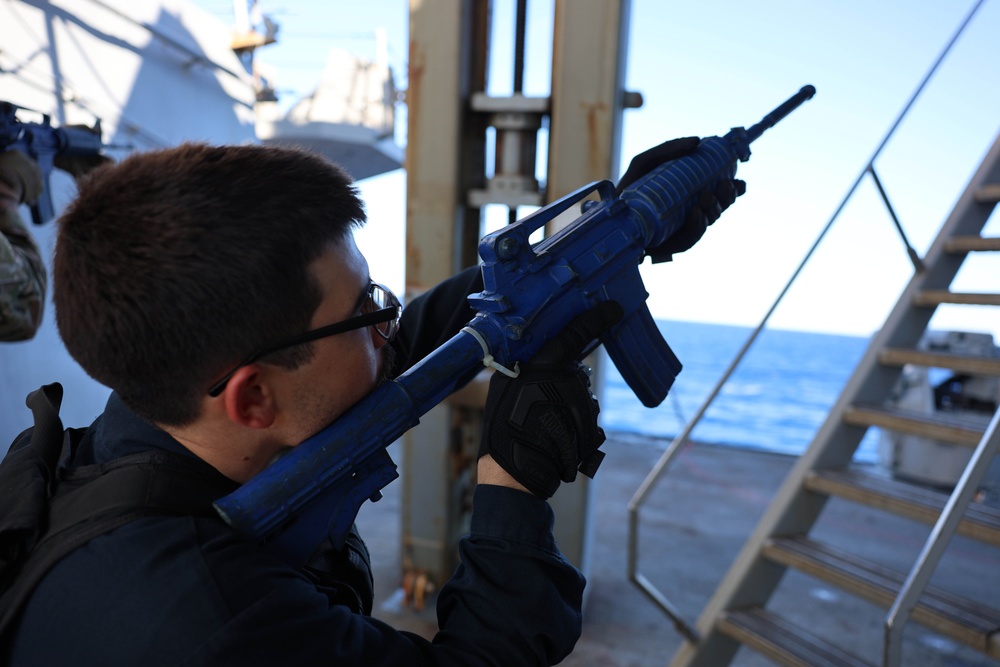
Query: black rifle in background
0 102 108 224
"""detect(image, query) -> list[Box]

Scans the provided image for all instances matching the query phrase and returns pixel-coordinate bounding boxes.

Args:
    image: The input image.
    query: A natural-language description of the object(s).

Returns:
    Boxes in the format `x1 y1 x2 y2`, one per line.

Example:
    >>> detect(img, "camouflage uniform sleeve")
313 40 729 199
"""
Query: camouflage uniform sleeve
0 206 47 341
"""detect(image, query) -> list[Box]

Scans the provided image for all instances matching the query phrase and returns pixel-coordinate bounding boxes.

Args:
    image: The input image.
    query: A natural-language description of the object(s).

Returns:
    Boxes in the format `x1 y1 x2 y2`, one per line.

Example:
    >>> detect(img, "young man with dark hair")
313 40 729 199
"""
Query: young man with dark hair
1 142 598 665
1 139 740 665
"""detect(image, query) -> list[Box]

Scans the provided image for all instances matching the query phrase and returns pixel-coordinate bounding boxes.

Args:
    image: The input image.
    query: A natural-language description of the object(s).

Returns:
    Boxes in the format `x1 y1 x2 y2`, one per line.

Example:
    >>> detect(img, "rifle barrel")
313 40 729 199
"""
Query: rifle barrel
746 85 815 143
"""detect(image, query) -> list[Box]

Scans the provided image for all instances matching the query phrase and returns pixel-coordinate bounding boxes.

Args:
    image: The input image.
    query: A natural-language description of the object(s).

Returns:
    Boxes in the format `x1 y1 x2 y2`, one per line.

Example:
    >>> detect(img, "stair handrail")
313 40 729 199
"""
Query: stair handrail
626 0 989 642
883 404 1000 666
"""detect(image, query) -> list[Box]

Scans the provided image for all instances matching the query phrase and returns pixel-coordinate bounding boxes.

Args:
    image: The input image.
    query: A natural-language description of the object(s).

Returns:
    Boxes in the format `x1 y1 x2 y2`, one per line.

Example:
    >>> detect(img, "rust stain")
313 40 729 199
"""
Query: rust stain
404 32 425 277
582 100 610 180
406 39 425 176
406 236 422 276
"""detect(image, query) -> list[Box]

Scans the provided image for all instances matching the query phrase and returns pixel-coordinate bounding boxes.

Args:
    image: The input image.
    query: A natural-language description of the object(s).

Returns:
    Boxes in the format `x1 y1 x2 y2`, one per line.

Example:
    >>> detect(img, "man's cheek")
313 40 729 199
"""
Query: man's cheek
379 345 397 384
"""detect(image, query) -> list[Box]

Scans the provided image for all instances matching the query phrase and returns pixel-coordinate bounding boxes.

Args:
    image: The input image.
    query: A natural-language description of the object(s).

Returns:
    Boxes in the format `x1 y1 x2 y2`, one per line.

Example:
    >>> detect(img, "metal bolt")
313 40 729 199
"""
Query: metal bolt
498 237 520 259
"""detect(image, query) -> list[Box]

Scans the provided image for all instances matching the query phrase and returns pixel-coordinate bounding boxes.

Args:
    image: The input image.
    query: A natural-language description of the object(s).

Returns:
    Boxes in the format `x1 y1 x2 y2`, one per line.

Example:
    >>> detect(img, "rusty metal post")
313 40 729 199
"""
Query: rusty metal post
547 0 631 204
402 0 633 602
545 0 632 578
401 0 490 601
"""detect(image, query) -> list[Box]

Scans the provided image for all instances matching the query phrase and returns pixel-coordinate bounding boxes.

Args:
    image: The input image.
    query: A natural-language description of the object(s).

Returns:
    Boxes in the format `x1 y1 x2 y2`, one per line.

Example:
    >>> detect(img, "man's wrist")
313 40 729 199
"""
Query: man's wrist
477 453 532 494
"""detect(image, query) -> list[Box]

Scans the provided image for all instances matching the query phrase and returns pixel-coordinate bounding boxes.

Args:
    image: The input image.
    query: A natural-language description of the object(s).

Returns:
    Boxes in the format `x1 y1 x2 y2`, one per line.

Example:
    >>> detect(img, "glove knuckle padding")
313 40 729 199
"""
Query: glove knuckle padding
482 364 605 499
480 302 620 498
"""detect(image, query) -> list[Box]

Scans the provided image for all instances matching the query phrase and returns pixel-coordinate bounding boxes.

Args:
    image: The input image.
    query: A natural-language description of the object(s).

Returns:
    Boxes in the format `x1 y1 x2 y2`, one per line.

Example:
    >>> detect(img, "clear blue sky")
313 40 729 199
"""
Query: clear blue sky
197 0 1000 339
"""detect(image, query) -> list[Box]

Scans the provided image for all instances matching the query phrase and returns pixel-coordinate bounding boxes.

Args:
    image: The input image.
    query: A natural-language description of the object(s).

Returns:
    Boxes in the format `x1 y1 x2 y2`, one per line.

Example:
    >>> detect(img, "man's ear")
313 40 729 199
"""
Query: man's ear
222 365 276 429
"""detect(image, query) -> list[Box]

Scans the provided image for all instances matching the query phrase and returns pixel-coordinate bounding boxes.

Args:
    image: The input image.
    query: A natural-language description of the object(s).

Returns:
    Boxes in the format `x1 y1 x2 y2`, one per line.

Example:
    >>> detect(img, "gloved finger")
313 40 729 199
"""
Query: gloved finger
531 300 624 367
695 178 747 226
696 188 722 225
616 136 700 194
0 150 43 205
647 178 743 263
714 178 746 214
652 213 707 262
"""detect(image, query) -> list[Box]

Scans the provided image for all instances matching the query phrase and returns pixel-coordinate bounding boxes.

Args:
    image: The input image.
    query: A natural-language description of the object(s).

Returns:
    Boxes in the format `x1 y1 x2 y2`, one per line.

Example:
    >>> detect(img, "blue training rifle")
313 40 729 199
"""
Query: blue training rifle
214 85 817 566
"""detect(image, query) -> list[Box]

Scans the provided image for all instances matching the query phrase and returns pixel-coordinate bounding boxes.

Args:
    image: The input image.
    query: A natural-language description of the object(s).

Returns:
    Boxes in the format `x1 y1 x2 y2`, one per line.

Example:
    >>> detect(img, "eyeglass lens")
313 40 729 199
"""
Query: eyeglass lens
367 283 399 340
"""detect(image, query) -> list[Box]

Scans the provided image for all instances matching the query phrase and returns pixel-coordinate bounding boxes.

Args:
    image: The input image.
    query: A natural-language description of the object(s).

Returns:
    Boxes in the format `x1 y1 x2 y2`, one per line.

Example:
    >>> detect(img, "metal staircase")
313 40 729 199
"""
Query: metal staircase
667 132 1000 667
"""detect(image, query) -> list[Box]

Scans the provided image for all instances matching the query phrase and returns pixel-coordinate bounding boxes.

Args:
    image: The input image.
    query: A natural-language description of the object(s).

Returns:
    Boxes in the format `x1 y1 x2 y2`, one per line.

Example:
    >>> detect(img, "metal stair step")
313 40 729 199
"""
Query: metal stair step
878 347 1000 376
913 291 1000 307
804 469 1000 546
718 607 872 667
763 536 1000 657
945 236 1000 253
975 183 1000 203
844 404 989 446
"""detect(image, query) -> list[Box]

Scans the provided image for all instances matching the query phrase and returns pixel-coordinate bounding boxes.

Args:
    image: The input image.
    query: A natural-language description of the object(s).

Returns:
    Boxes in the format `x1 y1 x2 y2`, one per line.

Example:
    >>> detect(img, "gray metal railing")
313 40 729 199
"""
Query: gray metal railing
883 404 1000 666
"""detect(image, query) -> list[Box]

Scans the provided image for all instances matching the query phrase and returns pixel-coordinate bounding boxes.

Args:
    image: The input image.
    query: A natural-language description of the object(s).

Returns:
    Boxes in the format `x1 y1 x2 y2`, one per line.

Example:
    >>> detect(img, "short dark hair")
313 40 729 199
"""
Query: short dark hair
54 143 366 425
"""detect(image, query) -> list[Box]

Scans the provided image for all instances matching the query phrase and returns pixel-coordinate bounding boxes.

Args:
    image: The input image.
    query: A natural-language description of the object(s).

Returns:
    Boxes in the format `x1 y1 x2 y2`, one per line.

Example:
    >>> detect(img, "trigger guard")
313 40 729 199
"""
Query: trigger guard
324 450 399 550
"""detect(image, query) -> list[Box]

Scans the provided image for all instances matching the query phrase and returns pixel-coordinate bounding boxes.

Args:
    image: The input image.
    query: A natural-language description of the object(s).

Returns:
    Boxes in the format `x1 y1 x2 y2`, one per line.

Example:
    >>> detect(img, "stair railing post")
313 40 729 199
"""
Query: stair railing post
882 405 1000 667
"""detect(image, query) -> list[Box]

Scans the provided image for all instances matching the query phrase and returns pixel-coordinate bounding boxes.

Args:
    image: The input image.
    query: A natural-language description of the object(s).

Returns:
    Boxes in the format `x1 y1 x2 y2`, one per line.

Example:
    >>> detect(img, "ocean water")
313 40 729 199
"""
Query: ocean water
598 319 881 463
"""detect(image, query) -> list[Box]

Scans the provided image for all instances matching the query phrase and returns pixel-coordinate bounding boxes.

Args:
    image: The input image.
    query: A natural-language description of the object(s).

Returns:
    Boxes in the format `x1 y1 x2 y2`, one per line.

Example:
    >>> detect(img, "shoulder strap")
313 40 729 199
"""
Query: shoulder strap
26 383 65 473
0 384 68 582
0 386 239 642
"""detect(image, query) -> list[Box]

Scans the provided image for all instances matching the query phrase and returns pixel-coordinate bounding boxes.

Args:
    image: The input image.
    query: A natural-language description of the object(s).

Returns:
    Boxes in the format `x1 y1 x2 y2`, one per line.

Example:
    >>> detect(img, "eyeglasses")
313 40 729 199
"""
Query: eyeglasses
207 281 401 397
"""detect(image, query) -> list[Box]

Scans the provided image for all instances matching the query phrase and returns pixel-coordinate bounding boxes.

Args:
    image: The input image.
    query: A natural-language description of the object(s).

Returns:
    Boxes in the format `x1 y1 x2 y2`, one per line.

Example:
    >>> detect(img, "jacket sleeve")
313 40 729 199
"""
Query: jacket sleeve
0 207 46 341
245 486 584 665
433 485 585 664
10 492 585 667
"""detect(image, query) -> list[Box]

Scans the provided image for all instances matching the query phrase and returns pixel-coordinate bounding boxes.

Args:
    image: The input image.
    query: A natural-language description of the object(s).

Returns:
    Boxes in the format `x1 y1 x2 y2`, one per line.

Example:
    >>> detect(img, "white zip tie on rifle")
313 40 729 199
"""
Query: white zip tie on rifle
461 326 520 378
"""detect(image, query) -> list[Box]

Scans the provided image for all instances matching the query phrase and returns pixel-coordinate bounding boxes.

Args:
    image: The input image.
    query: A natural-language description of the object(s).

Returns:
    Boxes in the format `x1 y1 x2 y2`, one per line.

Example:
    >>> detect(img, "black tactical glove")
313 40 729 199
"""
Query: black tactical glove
479 301 624 499
0 150 43 205
302 524 374 615
617 136 746 263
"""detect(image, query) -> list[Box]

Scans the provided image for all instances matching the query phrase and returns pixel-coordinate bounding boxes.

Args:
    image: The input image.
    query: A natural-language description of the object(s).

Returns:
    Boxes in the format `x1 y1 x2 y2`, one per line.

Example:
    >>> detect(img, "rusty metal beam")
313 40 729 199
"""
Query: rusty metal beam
545 0 630 578
402 0 631 595
547 0 630 204
402 0 491 593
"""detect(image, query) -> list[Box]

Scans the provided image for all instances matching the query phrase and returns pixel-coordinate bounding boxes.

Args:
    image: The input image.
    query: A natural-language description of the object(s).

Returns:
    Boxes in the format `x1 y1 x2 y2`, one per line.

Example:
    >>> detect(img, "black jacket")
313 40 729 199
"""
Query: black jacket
4 267 585 666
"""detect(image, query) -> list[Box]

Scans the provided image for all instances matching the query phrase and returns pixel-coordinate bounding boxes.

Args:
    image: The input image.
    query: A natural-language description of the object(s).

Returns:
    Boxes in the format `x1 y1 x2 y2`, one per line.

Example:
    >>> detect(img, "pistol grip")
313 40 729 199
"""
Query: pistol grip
604 303 681 408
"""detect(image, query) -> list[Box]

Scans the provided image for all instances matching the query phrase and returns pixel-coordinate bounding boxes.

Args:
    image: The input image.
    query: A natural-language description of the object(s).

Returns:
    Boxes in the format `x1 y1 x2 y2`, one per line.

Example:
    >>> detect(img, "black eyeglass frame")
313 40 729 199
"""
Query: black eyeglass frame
207 282 401 397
